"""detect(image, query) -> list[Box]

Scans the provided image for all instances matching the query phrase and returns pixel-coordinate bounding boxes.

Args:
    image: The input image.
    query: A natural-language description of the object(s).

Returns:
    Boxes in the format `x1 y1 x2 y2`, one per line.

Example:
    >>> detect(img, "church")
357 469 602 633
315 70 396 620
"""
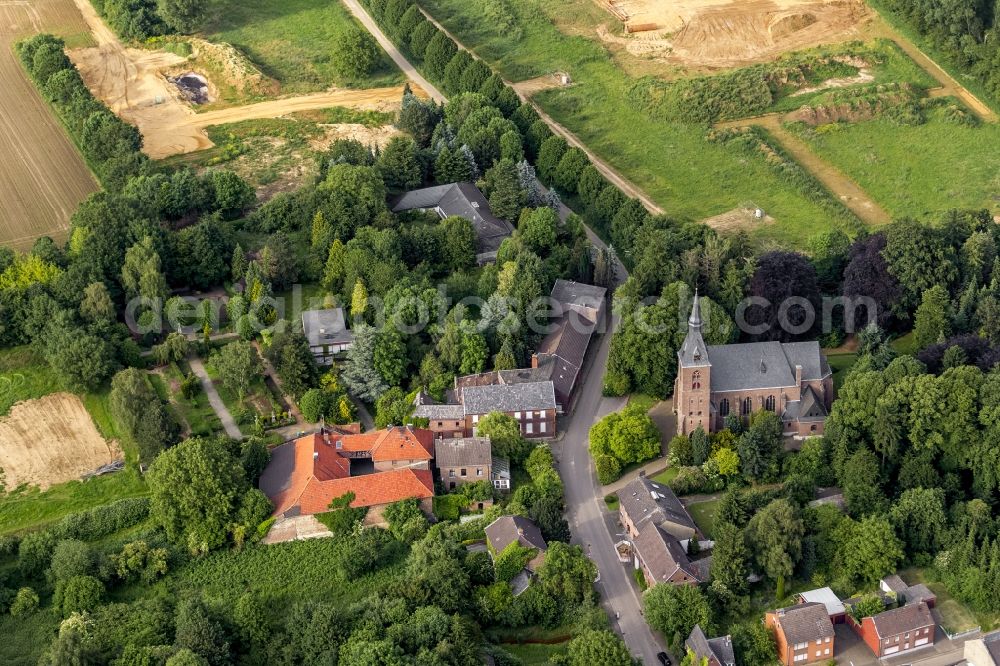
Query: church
673 292 833 438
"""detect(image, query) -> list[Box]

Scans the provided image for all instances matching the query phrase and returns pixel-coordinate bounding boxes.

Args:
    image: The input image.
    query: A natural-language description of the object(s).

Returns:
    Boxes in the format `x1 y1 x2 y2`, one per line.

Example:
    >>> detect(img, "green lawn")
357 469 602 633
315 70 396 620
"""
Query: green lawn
826 353 858 394
0 468 149 536
651 467 679 486
787 104 1000 221
503 641 570 664
687 498 720 539
204 0 404 95
417 0 934 248
627 393 659 413
892 330 917 355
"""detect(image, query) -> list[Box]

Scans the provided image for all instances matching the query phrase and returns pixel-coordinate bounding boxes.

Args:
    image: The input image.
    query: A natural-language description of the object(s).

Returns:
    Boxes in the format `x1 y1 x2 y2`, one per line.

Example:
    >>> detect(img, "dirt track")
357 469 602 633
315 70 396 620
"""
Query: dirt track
0 393 119 490
715 113 890 225
68 0 415 159
0 0 98 251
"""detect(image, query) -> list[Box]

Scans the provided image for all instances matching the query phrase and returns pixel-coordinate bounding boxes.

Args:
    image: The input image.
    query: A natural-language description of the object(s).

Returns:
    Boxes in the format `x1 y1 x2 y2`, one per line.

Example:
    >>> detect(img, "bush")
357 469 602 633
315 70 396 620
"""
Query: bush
668 466 714 495
595 455 622 485
54 575 105 616
332 28 380 80
10 587 39 616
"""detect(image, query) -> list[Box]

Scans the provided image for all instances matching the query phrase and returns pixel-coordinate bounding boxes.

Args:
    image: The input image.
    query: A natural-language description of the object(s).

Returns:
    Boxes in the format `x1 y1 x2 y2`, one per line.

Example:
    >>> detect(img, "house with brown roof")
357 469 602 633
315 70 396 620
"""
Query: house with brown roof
259 426 435 524
880 574 937 608
436 437 492 491
765 602 836 665
617 475 697 540
414 380 558 440
853 601 936 658
633 522 702 587
685 625 735 666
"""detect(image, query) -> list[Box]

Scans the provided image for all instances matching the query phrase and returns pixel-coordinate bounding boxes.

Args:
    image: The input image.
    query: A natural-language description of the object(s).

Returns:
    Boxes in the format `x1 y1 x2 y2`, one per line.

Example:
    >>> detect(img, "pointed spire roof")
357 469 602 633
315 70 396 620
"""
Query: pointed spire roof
678 287 710 368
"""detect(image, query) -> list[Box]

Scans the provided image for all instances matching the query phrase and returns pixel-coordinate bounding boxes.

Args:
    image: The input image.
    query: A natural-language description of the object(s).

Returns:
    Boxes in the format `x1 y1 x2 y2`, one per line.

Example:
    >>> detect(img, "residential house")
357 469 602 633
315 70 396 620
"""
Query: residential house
853 601 935 658
633 522 702 587
436 437 492 491
301 308 353 366
260 426 435 524
797 587 847 624
617 475 697 540
529 280 607 410
765 602 836 665
675 292 833 437
880 574 937 608
413 392 465 439
964 629 1000 666
484 515 548 595
685 625 736 666
390 182 514 264
414 380 558 439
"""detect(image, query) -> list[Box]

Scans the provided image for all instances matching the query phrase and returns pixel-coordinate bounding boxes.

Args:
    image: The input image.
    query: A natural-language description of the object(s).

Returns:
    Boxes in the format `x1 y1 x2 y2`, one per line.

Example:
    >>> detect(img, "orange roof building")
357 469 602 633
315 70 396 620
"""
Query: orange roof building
260 426 435 518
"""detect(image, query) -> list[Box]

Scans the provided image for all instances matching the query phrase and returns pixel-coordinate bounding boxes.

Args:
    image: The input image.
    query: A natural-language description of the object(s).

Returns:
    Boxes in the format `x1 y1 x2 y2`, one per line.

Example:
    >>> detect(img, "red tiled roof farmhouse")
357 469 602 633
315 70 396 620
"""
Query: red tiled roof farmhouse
262 427 435 517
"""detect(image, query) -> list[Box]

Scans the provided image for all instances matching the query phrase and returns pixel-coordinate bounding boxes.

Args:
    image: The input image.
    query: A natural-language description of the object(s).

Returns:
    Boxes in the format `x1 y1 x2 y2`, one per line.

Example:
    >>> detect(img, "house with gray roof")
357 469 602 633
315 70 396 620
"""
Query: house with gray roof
633 522 702 587
617 474 697 540
766 602 836 665
390 182 514 264
435 437 492 491
685 625 736 666
484 515 548 594
854 601 935 658
413 381 558 440
674 291 833 438
301 308 353 365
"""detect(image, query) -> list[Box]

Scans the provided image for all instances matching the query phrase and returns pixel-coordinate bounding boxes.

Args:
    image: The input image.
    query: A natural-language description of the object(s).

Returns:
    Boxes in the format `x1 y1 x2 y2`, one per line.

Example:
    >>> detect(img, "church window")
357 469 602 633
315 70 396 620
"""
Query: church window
692 371 701 390
765 395 775 412
741 397 752 416
719 398 729 417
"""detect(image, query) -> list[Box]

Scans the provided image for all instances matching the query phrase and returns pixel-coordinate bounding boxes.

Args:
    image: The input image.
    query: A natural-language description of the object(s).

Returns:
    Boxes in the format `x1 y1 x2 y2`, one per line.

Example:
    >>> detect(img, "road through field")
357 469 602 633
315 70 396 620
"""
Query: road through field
0 0 98 251
715 114 891 226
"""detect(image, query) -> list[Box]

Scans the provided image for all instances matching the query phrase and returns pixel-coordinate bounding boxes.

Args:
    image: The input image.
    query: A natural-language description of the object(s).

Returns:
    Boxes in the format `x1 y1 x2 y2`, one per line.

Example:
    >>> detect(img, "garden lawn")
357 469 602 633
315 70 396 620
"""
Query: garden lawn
203 351 284 427
205 0 403 93
149 364 223 437
651 467 679 486
687 498 720 538
892 330 917 355
504 641 570 664
826 353 858 393
787 106 1000 221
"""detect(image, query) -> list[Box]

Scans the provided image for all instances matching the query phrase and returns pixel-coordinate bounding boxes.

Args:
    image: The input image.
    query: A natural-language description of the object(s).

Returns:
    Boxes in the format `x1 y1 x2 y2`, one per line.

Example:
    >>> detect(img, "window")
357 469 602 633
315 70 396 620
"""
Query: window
460 468 466 476
825 638 831 644
824 649 830 655
765 395 775 412
793 654 807 662
719 398 729 417
477 468 483 476
793 642 808 650
437 421 442 427
526 423 534 434
692 371 701 390
449 470 455 478
472 415 479 424
741 397 752 416
540 422 547 434
514 411 521 420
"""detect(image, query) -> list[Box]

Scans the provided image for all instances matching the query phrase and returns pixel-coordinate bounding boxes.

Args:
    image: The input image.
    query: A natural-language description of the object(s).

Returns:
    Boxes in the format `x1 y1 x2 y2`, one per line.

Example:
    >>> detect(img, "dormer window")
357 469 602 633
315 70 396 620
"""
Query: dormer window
693 345 701 362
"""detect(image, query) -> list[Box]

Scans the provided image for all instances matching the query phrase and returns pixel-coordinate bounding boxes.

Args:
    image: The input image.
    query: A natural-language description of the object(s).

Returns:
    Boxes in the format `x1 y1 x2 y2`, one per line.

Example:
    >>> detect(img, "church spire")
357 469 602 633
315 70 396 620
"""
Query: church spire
688 288 702 331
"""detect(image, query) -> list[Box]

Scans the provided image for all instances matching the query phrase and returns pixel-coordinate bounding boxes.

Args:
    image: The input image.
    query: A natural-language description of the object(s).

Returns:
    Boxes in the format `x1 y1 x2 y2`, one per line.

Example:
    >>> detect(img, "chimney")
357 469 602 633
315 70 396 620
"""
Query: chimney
517 528 524 536
795 364 803 386
531 354 539 369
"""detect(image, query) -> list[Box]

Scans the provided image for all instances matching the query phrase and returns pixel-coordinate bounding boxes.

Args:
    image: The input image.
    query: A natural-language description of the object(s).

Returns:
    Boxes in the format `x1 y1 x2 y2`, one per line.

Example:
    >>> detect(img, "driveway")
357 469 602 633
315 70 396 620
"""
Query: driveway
188 356 242 440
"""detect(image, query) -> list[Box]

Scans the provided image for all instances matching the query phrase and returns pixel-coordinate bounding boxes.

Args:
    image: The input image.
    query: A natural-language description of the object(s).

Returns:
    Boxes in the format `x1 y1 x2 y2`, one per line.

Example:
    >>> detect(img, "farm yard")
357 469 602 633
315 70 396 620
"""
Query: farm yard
0 0 97 251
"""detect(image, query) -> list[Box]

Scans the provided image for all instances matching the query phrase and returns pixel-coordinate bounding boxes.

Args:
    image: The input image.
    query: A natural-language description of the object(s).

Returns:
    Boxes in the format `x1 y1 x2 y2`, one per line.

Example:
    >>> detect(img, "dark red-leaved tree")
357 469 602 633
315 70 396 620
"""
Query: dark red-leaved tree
746 251 821 342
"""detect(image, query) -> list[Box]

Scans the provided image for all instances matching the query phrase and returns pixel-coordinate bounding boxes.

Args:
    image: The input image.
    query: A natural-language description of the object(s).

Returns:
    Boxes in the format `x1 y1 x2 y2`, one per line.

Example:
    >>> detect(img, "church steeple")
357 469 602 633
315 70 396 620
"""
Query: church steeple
678 287 709 367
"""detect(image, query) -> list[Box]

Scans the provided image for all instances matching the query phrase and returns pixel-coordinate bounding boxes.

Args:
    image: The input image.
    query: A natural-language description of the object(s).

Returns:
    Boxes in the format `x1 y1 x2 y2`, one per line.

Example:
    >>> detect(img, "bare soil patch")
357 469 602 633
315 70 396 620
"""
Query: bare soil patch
0 393 119 490
0 0 98 251
596 0 871 68
702 206 775 232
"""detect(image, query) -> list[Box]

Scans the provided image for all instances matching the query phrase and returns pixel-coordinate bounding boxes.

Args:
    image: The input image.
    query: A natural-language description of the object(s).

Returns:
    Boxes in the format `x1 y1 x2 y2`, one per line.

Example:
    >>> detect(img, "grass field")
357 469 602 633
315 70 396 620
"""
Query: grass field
417 0 935 248
787 103 1000 220
504 641 570 664
651 467 680 486
205 0 404 94
687 498 720 538
826 353 858 393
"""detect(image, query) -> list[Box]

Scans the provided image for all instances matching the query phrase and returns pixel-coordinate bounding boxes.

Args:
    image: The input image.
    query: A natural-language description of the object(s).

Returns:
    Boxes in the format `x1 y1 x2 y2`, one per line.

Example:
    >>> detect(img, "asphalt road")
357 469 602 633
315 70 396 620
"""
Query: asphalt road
560 313 670 665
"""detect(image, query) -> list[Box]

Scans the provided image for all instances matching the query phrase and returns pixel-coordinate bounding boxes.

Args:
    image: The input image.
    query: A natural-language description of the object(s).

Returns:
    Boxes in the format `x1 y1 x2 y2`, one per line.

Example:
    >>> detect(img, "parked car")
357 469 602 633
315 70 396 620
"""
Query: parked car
657 653 671 665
